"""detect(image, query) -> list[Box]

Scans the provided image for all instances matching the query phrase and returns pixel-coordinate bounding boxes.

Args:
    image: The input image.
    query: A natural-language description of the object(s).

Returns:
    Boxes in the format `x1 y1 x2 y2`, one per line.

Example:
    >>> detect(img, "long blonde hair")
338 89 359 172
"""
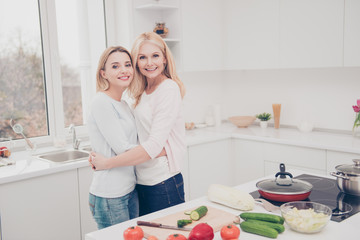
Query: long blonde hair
96 46 132 91
128 32 185 107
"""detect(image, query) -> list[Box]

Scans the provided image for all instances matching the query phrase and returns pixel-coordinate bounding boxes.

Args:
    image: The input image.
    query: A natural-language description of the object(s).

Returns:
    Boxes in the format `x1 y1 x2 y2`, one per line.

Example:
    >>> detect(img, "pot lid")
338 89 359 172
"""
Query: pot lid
335 159 360 176
256 178 313 195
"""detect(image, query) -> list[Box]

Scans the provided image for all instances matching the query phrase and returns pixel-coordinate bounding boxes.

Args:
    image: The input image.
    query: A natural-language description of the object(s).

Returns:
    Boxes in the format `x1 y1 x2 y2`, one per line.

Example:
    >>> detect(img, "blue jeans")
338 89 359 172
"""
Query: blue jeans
136 173 185 216
89 189 139 229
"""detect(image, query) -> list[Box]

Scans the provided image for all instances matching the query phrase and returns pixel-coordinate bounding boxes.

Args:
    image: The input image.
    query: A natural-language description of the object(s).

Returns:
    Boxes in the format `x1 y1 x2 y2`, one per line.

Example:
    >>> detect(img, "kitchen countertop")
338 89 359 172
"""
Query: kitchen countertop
84 170 360 240
1 122 360 185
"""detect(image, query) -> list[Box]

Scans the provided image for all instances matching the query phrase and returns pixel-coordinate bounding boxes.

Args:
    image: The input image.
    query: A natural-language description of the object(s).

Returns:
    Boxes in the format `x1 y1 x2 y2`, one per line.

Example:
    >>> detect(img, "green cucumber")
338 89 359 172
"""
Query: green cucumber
177 219 192 228
190 206 208 221
246 219 285 233
240 212 285 224
240 221 278 239
184 210 192 215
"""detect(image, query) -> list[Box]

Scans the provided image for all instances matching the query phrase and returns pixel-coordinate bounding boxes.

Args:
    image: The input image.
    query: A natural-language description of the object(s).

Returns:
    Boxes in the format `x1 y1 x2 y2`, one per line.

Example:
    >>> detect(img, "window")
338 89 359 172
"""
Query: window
0 0 106 146
0 0 47 139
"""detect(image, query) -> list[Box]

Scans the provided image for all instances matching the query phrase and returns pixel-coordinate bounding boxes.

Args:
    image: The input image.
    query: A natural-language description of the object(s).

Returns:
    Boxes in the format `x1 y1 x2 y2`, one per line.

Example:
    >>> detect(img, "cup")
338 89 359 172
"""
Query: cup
272 104 281 129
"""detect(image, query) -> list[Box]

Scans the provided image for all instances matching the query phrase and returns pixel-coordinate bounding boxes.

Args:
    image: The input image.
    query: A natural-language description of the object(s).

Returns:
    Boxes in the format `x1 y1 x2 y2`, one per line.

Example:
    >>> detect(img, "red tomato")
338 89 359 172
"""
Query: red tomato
123 226 144 240
166 233 187 240
147 236 159 240
220 224 240 240
188 223 214 240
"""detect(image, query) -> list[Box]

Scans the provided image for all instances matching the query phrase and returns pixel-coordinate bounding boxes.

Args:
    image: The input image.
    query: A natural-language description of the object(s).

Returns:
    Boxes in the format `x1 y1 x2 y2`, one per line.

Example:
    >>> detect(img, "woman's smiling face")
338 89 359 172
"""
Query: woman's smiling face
137 42 166 81
101 51 133 90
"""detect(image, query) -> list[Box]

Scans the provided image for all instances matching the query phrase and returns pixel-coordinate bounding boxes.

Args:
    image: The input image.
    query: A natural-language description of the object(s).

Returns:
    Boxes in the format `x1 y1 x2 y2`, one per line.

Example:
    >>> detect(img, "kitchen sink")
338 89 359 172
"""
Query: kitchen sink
81 146 92 152
36 149 89 163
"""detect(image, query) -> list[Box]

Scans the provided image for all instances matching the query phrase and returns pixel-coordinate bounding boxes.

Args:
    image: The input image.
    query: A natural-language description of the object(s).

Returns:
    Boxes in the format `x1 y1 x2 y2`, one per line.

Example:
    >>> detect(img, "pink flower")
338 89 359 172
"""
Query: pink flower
353 99 360 113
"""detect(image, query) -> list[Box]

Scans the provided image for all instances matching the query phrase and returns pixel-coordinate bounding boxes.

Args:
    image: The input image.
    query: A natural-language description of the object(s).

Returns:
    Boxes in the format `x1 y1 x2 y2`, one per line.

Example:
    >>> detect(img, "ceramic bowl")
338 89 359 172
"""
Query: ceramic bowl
228 116 256 128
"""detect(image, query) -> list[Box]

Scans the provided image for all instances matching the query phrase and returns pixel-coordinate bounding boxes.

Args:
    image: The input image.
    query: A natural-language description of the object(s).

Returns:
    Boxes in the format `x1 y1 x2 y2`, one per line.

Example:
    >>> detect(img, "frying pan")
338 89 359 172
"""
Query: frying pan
256 164 313 202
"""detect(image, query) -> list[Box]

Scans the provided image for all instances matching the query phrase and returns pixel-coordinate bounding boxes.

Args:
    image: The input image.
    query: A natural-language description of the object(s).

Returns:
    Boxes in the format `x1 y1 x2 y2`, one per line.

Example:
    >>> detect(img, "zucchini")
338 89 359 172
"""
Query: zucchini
240 221 278 239
240 212 285 224
246 219 285 233
177 219 192 228
190 206 208 221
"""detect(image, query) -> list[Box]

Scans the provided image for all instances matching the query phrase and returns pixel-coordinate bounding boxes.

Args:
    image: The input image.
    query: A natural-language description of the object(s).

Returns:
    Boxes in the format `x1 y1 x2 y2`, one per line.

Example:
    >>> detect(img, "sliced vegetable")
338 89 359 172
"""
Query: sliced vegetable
190 206 208 221
177 219 192 228
184 210 192 215
207 184 255 211
240 212 285 224
240 221 278 239
245 219 285 233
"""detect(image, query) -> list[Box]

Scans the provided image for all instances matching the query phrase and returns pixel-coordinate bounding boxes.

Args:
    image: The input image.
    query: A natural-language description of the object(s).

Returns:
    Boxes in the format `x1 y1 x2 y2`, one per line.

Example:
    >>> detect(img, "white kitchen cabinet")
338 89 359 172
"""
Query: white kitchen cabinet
224 0 280 70
0 170 80 240
279 0 344 68
132 0 182 69
78 167 97 239
344 0 360 66
233 139 265 185
187 139 233 200
263 142 327 176
326 150 360 176
182 0 224 71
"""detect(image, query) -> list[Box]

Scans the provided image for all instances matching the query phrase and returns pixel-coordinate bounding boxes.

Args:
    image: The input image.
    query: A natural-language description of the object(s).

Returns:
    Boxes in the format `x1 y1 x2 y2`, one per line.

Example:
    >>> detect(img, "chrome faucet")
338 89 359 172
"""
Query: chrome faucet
68 124 81 150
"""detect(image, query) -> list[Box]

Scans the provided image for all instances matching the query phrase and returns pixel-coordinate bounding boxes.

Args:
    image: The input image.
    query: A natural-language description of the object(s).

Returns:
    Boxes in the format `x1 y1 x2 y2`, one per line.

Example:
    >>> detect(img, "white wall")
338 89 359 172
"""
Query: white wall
181 67 360 132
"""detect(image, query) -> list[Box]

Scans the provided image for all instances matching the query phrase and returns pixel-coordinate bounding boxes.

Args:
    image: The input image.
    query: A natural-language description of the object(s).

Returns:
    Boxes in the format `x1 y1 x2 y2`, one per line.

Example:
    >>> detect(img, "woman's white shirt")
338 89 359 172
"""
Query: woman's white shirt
133 79 186 185
87 92 138 198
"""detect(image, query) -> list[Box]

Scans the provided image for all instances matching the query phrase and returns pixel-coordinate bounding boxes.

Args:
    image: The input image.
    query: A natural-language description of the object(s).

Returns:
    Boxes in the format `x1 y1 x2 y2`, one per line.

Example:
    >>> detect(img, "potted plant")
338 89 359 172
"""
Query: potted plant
256 112 272 128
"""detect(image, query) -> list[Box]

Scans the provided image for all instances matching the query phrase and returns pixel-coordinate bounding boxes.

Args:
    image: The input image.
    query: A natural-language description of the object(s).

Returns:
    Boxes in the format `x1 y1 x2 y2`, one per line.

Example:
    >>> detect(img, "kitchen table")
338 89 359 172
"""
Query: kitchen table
85 170 360 240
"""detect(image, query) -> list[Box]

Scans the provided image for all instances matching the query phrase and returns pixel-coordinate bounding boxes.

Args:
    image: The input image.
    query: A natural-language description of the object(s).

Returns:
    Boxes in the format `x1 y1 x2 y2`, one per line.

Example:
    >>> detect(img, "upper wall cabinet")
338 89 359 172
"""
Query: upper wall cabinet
132 0 182 69
181 0 224 72
224 0 280 70
279 0 344 68
344 0 360 66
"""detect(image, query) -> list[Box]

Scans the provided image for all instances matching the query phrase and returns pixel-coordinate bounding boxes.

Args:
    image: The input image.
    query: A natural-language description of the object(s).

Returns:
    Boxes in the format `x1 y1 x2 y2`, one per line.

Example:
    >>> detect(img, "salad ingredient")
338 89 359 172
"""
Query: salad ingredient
190 206 208 221
220 224 240 239
188 223 214 240
123 226 144 240
240 221 278 239
208 184 254 210
166 233 187 240
282 207 330 233
245 219 285 233
240 212 284 224
177 219 193 227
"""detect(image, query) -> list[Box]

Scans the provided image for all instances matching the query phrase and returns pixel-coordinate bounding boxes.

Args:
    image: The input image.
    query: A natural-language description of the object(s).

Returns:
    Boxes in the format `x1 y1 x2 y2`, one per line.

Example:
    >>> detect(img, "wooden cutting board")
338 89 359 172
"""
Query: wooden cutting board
141 206 239 239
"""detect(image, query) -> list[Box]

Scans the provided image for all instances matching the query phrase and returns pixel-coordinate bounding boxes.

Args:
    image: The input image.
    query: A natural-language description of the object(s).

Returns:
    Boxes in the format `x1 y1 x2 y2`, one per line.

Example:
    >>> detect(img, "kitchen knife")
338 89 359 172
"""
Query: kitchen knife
137 220 192 231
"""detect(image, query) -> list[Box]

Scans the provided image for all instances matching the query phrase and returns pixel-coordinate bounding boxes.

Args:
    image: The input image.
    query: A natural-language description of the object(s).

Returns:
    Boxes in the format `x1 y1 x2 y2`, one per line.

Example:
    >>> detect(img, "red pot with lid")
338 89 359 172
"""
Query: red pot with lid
256 163 313 202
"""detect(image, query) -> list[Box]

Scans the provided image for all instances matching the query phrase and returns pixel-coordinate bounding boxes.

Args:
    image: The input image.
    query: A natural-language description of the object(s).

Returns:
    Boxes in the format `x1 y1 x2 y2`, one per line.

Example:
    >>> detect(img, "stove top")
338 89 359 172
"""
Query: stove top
250 174 360 222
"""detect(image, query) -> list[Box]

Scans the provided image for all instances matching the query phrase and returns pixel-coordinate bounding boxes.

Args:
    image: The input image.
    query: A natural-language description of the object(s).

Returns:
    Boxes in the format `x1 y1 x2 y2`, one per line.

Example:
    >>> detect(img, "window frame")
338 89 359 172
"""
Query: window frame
7 0 106 150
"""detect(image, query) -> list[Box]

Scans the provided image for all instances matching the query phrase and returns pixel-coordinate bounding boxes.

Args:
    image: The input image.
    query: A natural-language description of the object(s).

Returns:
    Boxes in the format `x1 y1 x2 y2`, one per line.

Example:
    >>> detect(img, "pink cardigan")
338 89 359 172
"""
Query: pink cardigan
137 80 186 173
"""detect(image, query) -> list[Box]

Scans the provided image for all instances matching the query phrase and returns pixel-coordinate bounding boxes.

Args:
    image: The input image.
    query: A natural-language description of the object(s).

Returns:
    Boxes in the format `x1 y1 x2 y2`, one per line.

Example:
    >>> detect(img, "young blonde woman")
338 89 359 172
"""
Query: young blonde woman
87 46 139 229
90 32 186 215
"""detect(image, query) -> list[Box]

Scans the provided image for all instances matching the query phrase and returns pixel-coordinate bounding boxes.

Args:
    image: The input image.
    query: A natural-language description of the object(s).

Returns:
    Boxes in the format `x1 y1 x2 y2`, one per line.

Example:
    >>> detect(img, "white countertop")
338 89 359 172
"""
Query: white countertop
84 170 360 240
1 122 360 185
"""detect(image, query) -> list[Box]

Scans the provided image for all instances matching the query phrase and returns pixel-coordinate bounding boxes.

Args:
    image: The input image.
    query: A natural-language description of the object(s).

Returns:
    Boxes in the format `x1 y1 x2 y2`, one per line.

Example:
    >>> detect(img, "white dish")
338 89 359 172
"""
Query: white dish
195 123 207 128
